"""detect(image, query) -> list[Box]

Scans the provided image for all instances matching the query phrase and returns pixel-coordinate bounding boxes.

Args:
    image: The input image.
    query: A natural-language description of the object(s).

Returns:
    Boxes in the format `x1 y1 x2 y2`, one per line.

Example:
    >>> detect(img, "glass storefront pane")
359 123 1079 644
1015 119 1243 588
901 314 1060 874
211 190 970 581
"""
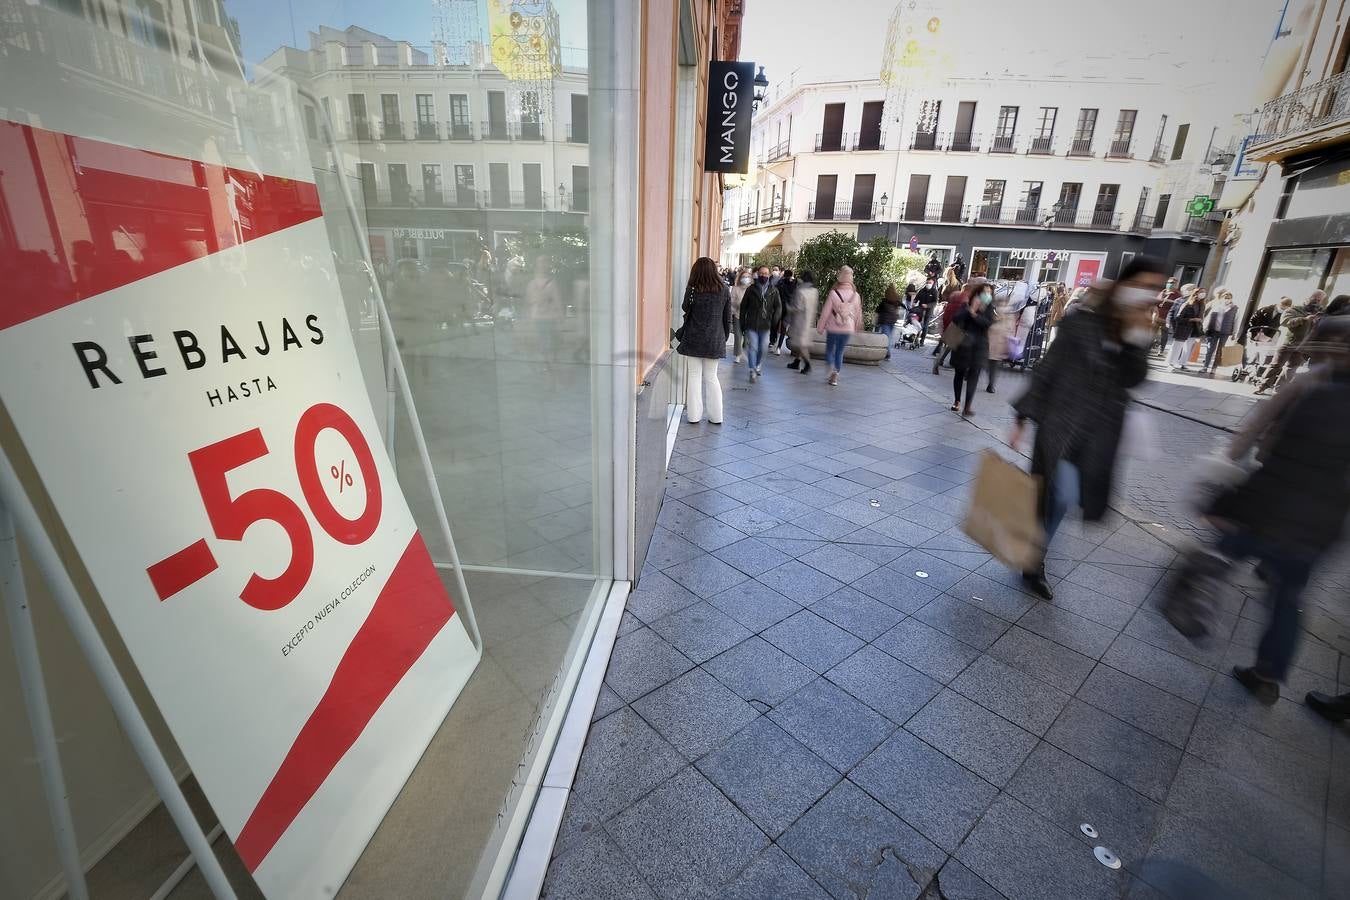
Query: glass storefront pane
1254 248 1333 307
0 0 615 896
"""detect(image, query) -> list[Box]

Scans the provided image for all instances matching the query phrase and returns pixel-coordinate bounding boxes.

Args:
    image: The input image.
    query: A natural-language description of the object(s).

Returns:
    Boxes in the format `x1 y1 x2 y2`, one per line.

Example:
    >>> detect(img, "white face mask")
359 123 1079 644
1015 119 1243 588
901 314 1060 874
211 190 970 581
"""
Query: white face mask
739 276 751 285
1116 286 1156 308
1123 326 1153 347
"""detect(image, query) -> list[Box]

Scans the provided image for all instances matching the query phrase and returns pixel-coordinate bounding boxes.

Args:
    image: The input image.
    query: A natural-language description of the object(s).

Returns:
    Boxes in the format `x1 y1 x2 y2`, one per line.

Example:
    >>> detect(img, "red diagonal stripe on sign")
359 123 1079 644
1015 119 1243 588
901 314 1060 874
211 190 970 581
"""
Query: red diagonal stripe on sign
233 534 455 871
0 119 322 331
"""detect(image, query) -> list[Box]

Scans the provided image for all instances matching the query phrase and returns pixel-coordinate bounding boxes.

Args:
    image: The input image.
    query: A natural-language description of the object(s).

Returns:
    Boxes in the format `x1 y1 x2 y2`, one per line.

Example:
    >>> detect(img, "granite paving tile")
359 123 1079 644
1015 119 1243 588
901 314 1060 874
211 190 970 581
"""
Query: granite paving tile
604 627 696 703
569 706 686 821
762 608 865 673
952 654 1073 735
1045 699 1182 803
648 601 754 664
904 690 1038 787
874 617 981 683
631 668 759 759
662 554 749 598
986 626 1096 693
755 559 847 604
914 594 1012 650
1018 601 1119 660
719 846 831 900
542 828 659 900
798 543 882 584
624 571 700 624
825 645 942 725
712 536 793 577
703 636 816 706
1101 634 1215 705
848 565 941 613
1076 663 1199 749
705 579 802 632
809 586 906 641
769 678 896 771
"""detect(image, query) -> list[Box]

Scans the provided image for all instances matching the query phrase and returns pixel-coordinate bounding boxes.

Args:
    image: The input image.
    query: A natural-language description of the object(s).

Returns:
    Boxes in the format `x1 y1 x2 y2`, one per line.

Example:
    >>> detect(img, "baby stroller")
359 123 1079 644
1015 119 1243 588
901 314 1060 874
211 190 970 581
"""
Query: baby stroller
895 306 926 350
1229 327 1275 384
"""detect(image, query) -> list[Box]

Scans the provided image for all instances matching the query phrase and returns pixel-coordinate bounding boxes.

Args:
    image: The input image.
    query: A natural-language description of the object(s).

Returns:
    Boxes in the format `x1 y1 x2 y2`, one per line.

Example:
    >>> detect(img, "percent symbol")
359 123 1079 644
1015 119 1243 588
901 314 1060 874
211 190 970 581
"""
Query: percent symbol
330 460 354 493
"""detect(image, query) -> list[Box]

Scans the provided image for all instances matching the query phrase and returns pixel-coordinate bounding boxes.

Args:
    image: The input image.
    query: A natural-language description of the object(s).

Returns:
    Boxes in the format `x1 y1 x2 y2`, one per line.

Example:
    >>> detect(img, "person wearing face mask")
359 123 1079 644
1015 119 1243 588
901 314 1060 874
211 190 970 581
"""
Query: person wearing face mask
1152 276 1181 357
1254 290 1326 394
1167 286 1207 371
1201 288 1239 374
739 265 782 382
729 267 752 364
950 279 996 415
1009 256 1167 600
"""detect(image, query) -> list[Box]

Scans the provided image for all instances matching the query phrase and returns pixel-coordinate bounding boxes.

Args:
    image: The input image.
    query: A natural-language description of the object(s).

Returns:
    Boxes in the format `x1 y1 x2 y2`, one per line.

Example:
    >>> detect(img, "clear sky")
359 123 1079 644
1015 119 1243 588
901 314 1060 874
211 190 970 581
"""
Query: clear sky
739 0 1287 115
225 0 588 66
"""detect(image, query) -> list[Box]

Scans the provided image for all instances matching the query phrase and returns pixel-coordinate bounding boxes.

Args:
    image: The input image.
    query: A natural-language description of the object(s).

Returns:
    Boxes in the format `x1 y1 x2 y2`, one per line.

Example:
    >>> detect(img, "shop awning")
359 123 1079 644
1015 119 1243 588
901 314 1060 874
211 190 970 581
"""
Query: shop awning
1217 178 1260 211
727 229 782 256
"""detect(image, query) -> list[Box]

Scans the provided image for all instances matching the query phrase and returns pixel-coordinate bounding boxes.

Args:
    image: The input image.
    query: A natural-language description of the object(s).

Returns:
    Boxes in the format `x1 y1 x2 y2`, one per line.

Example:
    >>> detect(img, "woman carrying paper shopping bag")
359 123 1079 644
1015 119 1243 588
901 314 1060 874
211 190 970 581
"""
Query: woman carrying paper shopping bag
1008 257 1168 599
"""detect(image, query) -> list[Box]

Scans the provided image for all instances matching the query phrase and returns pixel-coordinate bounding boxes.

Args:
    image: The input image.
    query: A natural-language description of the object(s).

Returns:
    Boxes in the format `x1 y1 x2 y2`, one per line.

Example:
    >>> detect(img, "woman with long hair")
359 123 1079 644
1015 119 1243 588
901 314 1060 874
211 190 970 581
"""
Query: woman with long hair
676 257 733 424
950 278 995 415
1009 256 1168 599
876 283 904 360
816 265 863 386
729 266 752 363
786 271 819 374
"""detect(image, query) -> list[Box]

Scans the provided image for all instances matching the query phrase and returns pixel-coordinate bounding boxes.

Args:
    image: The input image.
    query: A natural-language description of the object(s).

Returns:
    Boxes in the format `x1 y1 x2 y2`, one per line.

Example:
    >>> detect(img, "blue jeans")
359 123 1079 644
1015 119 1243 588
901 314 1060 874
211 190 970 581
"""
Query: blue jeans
1044 459 1081 546
1215 529 1313 680
876 324 895 358
825 332 850 371
743 329 768 370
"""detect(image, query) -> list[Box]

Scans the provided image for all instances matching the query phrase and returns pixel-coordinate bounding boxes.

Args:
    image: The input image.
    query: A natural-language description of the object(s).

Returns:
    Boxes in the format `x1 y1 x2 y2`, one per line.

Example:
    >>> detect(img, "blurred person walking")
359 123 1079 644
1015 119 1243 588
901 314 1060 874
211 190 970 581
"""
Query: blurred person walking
786 271 819 374
1046 282 1069 345
1201 288 1239 374
771 269 797 355
676 257 733 424
1246 295 1290 375
914 275 939 348
932 278 969 373
986 288 1012 393
1152 276 1181 357
1168 285 1206 371
729 267 752 364
1009 257 1167 599
739 265 781 383
876 284 904 359
950 279 995 415
1177 316 1350 704
817 265 863 386
1254 290 1325 394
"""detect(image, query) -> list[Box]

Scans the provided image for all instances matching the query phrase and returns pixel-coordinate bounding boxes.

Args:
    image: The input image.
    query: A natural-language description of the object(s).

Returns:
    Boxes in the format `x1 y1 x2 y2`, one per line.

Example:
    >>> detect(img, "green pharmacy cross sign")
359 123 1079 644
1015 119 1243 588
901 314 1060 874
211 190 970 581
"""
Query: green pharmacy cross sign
1186 195 1215 217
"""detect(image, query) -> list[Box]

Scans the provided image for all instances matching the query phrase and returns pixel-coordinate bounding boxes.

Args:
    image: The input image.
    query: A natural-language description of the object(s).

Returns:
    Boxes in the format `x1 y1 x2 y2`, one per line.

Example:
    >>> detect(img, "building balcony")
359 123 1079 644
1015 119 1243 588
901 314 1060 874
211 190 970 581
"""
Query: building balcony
566 123 589 143
360 186 561 211
349 120 376 142
989 134 1017 153
765 139 790 161
1149 146 1166 163
738 210 757 228
1106 138 1133 158
895 201 967 224
414 120 440 140
447 121 475 141
948 130 980 152
1067 138 1094 157
1182 215 1222 239
381 119 406 140
807 201 887 221
1027 135 1055 155
1248 69 1350 162
855 133 886 151
481 119 512 140
759 205 788 224
909 130 939 151
1129 214 1156 234
814 132 852 152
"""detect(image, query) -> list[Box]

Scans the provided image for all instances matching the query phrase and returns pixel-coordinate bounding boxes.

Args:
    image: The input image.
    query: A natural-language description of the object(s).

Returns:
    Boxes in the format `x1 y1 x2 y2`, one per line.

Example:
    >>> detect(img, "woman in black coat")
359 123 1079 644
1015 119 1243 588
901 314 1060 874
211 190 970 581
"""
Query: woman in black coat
951 279 995 415
677 256 733 424
1010 257 1168 598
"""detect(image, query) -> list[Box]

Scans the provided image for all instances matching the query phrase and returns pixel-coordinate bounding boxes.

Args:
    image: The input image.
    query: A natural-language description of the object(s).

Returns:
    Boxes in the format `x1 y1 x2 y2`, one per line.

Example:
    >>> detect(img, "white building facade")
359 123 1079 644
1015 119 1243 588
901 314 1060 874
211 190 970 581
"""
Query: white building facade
725 74 1234 287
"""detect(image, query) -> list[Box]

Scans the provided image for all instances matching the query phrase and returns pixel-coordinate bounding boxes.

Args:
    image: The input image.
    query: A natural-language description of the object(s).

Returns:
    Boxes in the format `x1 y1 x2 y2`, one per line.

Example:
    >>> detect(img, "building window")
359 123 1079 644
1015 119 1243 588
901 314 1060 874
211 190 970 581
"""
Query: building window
488 162 510 207
819 102 846 152
519 90 542 140
415 94 436 139
1092 183 1119 226
1134 186 1151 229
387 163 409 205
858 101 885 150
913 100 940 149
1070 108 1097 155
905 173 931 219
1031 107 1057 153
941 175 967 222
1154 193 1172 227
814 174 839 219
1057 182 1082 220
357 161 377 205
571 164 590 212
421 163 442 205
449 94 471 139
453 164 476 207
1018 180 1043 223
993 106 1018 152
1171 122 1190 160
348 94 370 139
570 94 589 143
380 94 401 135
302 105 318 140
979 179 1006 221
1151 114 1168 161
1110 110 1136 156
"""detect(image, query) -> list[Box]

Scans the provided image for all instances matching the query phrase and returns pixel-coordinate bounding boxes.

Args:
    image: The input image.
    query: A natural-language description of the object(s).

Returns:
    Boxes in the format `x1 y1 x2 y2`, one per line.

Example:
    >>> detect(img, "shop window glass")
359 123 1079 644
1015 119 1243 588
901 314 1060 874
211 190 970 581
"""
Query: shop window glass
0 1 616 898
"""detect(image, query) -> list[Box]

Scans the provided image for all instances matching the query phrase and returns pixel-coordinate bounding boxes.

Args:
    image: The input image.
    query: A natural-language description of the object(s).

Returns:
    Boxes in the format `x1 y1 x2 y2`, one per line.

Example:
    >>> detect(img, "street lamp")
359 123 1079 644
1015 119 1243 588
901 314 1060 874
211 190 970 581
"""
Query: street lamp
752 66 769 110
878 192 888 220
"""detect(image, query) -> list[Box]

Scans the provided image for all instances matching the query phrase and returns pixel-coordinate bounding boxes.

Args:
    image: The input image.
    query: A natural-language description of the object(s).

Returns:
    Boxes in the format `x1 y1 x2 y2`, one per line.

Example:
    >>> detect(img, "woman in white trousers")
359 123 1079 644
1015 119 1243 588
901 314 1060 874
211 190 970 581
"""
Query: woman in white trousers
676 257 733 424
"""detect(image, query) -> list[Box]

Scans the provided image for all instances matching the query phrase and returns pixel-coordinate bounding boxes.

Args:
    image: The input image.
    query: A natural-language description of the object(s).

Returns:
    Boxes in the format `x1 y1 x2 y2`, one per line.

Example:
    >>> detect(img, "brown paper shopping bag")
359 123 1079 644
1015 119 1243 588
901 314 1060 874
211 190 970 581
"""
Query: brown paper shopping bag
962 450 1045 572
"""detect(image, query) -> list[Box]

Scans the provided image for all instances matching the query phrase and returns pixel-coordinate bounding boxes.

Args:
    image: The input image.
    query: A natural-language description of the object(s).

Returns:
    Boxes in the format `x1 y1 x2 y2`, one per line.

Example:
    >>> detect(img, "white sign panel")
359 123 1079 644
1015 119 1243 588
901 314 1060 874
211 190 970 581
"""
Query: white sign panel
0 118 479 897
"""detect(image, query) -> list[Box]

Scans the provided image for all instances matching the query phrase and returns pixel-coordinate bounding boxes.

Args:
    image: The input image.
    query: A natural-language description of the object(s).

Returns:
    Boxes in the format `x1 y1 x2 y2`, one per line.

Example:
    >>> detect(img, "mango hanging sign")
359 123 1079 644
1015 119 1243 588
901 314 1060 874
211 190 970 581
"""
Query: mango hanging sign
704 61 755 174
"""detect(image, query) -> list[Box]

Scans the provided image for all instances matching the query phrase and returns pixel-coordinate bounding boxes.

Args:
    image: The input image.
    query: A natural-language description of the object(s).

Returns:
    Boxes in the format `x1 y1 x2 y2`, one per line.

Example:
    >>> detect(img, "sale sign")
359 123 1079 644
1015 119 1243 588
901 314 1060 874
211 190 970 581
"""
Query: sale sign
1074 258 1102 288
0 119 479 896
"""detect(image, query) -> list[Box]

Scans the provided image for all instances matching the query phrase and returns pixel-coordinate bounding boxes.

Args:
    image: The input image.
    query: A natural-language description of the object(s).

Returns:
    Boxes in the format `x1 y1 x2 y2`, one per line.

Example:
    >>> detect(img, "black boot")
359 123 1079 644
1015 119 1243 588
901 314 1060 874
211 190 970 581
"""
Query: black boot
786 359 800 370
1306 691 1350 721
1021 570 1053 601
1233 666 1280 706
800 360 811 374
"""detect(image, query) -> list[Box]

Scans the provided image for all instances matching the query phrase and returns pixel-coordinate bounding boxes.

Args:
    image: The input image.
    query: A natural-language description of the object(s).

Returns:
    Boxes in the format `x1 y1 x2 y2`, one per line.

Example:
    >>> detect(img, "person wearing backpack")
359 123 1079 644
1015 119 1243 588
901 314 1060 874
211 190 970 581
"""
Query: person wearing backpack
739 265 782 383
1254 290 1325 394
816 265 863 386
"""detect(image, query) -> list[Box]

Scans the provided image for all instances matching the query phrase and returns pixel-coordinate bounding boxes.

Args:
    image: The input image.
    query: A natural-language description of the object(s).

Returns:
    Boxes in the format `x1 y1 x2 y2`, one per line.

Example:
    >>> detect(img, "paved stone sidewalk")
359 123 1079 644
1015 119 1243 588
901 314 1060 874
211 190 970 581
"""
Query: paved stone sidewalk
542 349 1348 900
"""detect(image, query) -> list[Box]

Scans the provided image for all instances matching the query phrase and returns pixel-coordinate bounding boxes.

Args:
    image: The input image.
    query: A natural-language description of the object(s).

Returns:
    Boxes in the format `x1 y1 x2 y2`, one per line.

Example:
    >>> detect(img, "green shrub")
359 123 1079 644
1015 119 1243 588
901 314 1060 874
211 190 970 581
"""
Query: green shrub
795 233 928 328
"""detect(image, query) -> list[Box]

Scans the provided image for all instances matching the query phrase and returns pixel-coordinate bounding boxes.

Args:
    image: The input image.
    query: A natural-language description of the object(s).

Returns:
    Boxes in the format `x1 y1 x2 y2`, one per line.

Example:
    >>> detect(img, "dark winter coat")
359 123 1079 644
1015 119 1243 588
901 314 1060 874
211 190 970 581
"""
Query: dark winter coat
877 289 903 326
677 286 733 359
915 285 939 313
952 302 995 370
1012 291 1149 521
1204 304 1238 338
1209 372 1350 555
739 281 782 332
1171 298 1205 341
1248 304 1282 340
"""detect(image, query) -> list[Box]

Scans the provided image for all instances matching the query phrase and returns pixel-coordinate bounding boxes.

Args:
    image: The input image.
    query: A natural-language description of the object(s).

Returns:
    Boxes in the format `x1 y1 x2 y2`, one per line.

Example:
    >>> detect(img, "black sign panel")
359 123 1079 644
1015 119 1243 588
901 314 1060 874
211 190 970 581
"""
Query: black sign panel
704 61 755 174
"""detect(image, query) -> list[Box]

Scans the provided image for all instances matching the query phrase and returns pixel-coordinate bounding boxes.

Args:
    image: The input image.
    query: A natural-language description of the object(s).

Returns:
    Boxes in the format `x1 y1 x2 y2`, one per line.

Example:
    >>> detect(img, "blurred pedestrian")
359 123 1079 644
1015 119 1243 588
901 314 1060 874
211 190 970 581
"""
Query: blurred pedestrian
739 265 781 383
932 279 969 373
1201 287 1239 374
1203 316 1350 704
1009 256 1167 599
986 288 1012 393
676 257 732 424
1246 296 1290 374
1152 276 1181 357
1254 290 1325 394
914 275 939 348
950 278 995 415
771 269 797 355
817 265 862 386
729 267 752 363
924 252 943 282
1046 282 1069 345
876 284 903 359
1168 285 1206 371
786 271 818 375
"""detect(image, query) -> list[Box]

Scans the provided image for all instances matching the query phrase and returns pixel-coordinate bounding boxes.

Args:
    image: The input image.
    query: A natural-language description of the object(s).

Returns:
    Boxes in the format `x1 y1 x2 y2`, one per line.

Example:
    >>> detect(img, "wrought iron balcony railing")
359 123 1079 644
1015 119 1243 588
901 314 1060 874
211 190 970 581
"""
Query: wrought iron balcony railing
1250 69 1350 148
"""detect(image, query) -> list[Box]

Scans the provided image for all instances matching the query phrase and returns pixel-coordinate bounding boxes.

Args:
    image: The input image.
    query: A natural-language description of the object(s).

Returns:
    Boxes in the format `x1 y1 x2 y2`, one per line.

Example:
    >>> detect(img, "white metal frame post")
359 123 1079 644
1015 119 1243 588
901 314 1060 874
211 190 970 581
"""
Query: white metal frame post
0 449 238 900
